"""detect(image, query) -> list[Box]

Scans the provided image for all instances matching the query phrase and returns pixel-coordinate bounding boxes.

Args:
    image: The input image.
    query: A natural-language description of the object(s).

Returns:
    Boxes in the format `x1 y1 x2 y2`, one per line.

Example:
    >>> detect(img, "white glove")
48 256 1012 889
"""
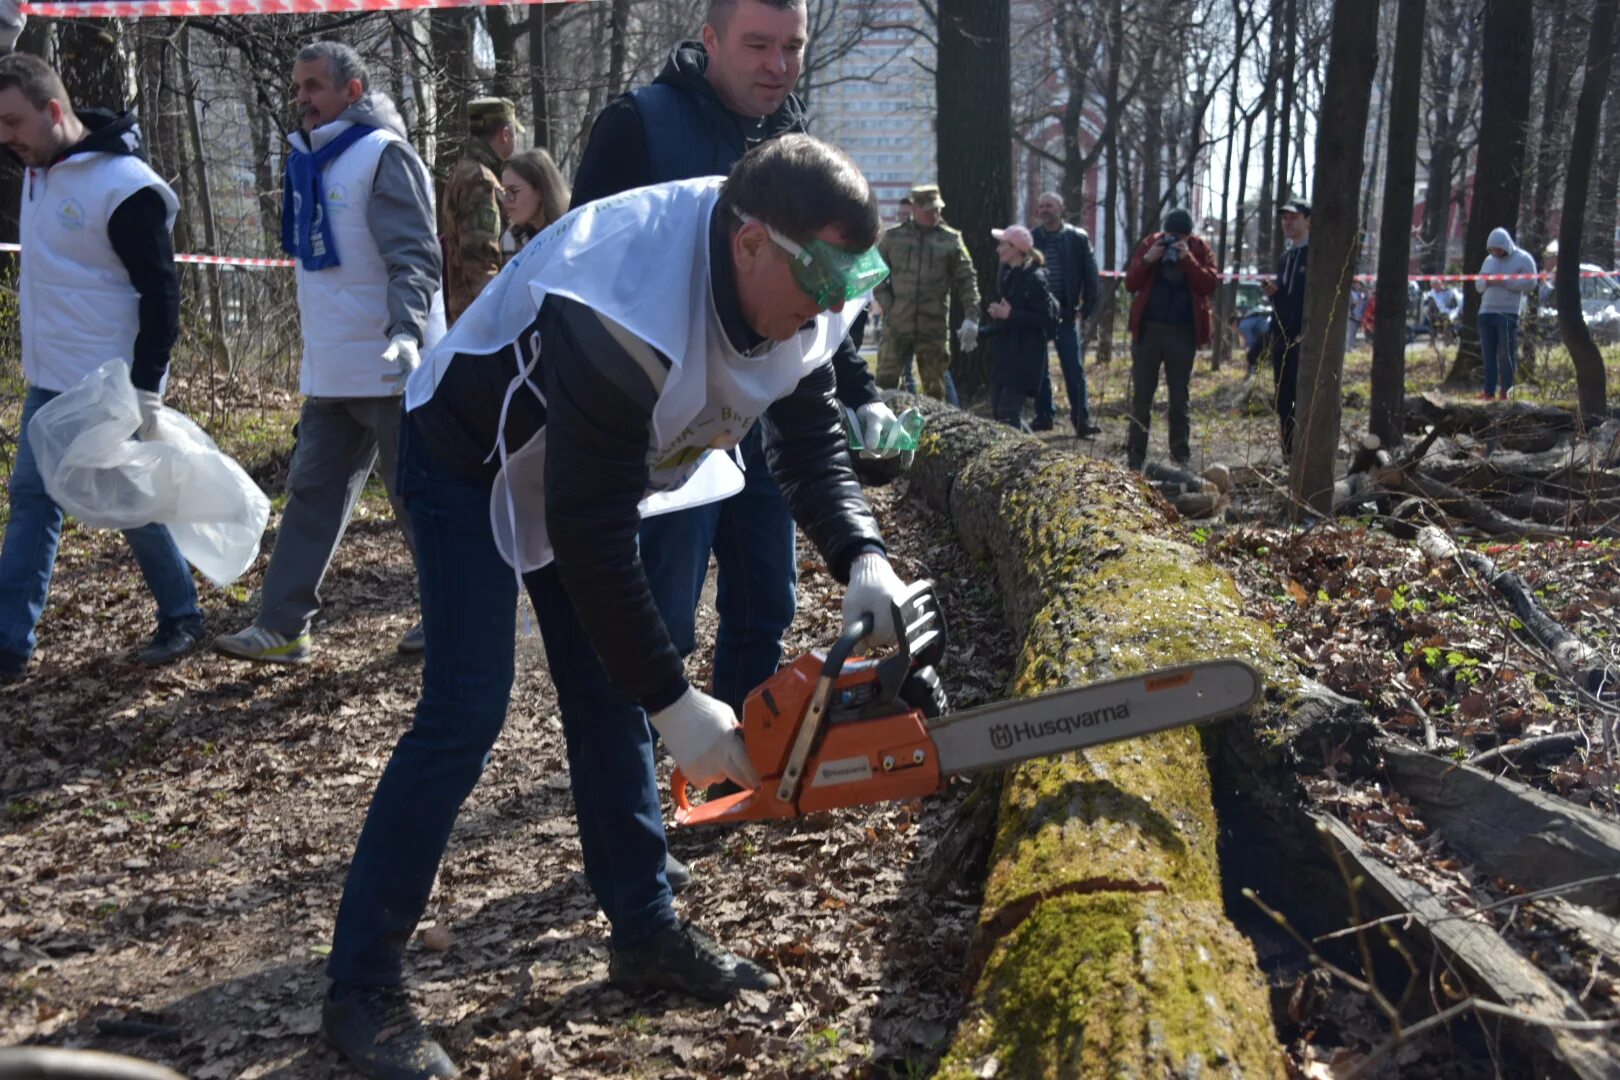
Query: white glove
649 687 761 790
957 318 980 353
0 0 25 54
381 333 421 388
856 401 902 460
842 553 909 649
135 390 162 440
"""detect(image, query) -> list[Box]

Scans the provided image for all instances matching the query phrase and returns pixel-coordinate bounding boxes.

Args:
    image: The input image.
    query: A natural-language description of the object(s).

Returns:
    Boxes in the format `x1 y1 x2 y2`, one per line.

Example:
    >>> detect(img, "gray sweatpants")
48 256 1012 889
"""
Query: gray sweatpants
257 396 416 637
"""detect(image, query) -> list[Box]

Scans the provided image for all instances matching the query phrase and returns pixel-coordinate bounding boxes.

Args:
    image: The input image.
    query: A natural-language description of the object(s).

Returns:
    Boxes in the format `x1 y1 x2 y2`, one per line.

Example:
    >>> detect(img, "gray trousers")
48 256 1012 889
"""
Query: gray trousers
258 396 416 637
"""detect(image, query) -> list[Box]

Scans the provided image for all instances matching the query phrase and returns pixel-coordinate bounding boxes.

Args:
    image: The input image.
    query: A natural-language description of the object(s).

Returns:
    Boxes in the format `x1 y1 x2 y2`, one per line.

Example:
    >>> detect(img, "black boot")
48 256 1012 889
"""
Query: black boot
322 984 459 1080
665 851 692 894
136 616 207 667
610 921 780 1004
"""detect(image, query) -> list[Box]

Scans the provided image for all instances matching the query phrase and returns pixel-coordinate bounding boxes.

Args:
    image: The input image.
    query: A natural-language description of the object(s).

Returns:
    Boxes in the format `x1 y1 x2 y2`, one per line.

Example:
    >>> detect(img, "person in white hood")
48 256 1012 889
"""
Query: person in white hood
214 41 444 664
1475 227 1538 400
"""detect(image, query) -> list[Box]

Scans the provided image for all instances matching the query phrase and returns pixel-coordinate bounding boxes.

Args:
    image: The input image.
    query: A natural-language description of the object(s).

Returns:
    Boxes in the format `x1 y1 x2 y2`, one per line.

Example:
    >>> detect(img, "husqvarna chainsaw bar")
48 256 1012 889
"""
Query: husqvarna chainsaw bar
673 582 1263 826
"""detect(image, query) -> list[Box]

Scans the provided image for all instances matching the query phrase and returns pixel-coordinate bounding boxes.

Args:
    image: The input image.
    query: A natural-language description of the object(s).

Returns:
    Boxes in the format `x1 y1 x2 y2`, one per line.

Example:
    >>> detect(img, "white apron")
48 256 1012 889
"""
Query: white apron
405 178 864 571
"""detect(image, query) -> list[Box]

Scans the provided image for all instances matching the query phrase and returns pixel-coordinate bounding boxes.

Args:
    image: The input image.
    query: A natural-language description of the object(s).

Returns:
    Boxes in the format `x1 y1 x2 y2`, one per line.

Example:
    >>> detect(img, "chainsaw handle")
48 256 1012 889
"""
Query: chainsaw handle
826 612 875 679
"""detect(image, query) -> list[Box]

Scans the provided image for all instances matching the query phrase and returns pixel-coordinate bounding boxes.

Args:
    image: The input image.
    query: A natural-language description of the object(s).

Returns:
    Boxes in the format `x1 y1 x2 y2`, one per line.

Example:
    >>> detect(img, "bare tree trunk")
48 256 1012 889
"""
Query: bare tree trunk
486 5 524 104
1557 0 1618 422
1211 0 1247 372
1520 0 1572 263
936 0 1011 398
57 17 131 109
1256 2 1278 262
529 3 555 150
607 0 631 96
1590 50 1620 272
1446 0 1534 386
1291 0 1379 518
178 24 230 398
1371 0 1426 448
430 8 474 180
1271 0 1297 266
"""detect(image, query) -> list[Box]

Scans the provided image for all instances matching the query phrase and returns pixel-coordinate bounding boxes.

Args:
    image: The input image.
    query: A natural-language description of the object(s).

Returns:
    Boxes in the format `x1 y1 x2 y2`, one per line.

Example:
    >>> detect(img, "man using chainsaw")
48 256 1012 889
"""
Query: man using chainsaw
321 135 918 1080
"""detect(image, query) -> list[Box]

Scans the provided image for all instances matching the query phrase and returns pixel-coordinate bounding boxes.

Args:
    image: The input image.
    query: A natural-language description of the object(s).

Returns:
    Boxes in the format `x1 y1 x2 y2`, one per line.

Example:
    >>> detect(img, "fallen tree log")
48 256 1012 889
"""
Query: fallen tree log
1371 464 1569 540
1379 738 1620 913
897 397 1300 1076
1401 393 1589 453
1312 812 1620 1078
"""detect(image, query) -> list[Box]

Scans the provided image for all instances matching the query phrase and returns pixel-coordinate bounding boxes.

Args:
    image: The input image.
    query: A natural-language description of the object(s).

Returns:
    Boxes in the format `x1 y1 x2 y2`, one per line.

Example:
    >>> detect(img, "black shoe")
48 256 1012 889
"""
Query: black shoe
1078 424 1102 439
322 984 458 1080
136 616 207 667
610 920 780 1004
0 650 25 685
1030 418 1055 432
665 851 692 894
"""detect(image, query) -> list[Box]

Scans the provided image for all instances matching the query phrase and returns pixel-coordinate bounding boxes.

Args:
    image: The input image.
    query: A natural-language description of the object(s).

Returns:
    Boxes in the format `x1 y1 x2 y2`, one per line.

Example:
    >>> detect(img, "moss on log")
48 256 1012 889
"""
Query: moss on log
896 398 1288 1078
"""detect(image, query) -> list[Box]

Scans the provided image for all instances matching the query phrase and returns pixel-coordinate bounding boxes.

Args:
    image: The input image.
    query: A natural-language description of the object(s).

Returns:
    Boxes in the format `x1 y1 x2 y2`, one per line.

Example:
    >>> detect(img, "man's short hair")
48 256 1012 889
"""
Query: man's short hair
717 134 880 251
706 0 806 34
296 40 370 93
1038 190 1063 206
0 53 69 111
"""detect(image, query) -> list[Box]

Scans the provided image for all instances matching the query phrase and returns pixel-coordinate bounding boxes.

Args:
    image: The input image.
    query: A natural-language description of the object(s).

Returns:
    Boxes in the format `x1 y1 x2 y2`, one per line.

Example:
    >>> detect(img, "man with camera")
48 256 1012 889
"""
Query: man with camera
1262 199 1309 458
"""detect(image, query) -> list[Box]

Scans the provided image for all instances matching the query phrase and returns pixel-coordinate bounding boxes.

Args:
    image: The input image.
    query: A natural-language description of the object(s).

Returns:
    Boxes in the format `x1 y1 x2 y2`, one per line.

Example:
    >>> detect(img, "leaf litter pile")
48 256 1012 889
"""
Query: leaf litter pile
1 482 1019 1077
1202 521 1620 1075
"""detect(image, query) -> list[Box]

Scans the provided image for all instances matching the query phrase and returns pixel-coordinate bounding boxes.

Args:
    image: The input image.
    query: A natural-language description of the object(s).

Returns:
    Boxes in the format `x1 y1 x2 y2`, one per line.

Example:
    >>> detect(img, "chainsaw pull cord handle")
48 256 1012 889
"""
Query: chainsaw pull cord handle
774 611 877 805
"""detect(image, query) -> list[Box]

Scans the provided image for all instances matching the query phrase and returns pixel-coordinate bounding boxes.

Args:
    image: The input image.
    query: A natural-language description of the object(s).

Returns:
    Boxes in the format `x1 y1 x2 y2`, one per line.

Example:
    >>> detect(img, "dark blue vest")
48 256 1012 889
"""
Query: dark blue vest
631 83 798 183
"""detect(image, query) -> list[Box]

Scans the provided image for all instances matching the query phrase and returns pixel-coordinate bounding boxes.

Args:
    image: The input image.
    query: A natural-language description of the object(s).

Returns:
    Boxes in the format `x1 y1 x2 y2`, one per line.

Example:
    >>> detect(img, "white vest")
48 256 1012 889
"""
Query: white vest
19 151 178 393
406 178 865 572
290 121 447 398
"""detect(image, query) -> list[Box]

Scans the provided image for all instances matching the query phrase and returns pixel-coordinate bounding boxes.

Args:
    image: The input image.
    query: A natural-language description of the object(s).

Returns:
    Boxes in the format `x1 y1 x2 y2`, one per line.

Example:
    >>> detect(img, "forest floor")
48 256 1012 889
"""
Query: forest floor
3 337 1619 1077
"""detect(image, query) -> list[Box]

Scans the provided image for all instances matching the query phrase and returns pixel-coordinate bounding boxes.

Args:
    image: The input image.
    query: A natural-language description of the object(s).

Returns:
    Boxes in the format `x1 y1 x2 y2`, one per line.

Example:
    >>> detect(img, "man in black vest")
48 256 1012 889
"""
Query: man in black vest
572 0 901 860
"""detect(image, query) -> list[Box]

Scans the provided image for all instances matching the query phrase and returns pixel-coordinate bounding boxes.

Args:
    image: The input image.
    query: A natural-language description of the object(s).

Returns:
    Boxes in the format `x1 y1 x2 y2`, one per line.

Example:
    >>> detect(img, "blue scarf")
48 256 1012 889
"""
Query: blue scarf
281 122 370 271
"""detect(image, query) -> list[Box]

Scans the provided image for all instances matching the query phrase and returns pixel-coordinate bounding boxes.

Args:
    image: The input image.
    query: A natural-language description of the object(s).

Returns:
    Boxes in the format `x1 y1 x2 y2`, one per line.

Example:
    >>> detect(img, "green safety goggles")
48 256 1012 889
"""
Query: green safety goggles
734 209 890 308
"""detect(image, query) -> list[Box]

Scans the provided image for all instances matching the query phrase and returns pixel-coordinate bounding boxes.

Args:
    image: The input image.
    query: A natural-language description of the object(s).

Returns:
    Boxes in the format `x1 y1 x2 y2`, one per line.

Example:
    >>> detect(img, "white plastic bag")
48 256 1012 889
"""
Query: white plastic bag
27 360 271 587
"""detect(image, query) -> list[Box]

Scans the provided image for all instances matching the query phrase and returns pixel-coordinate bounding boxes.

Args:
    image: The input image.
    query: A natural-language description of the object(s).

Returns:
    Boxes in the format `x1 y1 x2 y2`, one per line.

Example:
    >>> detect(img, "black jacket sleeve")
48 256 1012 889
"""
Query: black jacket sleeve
541 297 689 713
107 186 180 393
762 362 886 583
1075 231 1102 322
831 329 878 409
571 95 652 208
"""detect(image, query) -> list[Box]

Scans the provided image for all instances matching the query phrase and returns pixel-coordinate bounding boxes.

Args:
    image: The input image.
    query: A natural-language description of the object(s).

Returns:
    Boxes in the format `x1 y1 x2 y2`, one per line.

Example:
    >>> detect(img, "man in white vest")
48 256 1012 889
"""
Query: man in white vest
215 41 443 665
320 135 915 1079
0 53 205 683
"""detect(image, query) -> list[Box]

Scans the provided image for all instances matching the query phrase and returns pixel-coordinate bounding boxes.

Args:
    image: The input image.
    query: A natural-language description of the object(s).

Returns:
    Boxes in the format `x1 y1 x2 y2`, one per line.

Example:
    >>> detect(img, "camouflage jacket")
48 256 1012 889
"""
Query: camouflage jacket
441 139 505 324
872 219 982 342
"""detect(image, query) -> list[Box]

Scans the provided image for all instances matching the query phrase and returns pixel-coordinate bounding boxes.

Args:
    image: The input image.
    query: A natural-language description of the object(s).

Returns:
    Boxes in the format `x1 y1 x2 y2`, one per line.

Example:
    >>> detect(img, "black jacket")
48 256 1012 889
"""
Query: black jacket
33 111 179 393
1031 222 1101 321
1271 241 1309 341
570 41 877 412
985 261 1059 395
410 208 884 713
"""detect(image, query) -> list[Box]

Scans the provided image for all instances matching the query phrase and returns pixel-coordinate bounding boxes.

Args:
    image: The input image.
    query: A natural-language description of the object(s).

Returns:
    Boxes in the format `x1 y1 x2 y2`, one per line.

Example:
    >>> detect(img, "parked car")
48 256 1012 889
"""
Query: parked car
1537 263 1620 344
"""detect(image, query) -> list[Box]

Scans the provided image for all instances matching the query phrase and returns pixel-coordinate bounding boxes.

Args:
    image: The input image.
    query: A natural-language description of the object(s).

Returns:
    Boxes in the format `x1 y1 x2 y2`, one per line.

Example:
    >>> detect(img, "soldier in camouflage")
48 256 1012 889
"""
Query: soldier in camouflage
872 183 982 399
441 97 520 324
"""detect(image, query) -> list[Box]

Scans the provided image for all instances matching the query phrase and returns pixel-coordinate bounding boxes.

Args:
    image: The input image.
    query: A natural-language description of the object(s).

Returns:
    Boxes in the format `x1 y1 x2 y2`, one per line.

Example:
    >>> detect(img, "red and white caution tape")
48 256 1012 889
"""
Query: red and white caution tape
1100 268 1607 283
0 241 294 267
23 0 582 18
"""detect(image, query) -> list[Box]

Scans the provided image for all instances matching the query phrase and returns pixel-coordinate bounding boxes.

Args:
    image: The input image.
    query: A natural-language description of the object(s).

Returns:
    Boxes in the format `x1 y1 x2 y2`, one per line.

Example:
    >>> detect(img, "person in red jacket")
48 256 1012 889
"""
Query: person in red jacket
1123 208 1219 471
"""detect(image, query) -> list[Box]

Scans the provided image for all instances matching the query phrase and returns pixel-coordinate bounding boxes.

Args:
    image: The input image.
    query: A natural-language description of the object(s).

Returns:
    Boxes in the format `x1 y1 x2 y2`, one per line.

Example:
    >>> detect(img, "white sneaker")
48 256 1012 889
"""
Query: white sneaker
214 625 312 664
396 622 425 655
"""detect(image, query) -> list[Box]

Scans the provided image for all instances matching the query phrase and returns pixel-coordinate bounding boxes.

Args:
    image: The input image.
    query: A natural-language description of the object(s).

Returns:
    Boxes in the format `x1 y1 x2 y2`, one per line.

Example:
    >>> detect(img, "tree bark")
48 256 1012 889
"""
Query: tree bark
1370 0 1427 448
1558 0 1619 422
1591 53 1620 272
1291 0 1380 518
1519 0 1573 263
1447 0 1534 386
529 2 555 151
896 403 1285 1078
1256 0 1279 264
935 0 1011 398
1095 0 1125 368
57 17 131 110
1271 0 1297 268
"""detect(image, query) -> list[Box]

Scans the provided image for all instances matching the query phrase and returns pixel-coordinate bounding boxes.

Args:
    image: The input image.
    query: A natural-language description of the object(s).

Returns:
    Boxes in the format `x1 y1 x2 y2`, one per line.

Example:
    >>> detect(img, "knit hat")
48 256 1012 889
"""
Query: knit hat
1161 208 1195 235
991 224 1035 253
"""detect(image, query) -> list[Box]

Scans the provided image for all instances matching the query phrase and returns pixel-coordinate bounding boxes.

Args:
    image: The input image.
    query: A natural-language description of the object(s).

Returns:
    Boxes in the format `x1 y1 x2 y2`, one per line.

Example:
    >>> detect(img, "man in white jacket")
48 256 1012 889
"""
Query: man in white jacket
215 41 444 664
0 53 205 682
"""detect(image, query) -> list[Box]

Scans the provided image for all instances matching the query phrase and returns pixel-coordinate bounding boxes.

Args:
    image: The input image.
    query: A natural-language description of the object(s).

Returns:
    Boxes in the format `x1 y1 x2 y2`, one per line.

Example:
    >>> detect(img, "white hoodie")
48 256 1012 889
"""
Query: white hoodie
1476 227 1539 316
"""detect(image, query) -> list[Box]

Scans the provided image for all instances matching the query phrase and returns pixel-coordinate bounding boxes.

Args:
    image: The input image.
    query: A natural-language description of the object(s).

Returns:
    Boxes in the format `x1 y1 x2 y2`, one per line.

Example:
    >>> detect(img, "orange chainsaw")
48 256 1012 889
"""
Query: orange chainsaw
672 582 1263 826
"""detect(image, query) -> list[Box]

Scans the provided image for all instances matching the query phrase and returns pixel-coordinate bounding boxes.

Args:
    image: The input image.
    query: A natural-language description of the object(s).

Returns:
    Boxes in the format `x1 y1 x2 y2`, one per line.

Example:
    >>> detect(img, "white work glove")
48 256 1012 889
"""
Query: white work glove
842 553 909 649
856 400 902 459
134 390 163 440
0 0 25 54
957 318 980 353
649 687 762 790
381 333 421 389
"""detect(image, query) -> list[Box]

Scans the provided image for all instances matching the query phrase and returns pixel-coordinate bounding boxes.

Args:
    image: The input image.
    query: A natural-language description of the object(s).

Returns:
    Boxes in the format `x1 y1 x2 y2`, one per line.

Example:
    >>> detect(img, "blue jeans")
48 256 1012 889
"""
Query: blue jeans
0 385 200 664
327 415 675 987
639 424 797 715
1035 318 1089 429
1479 312 1518 396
